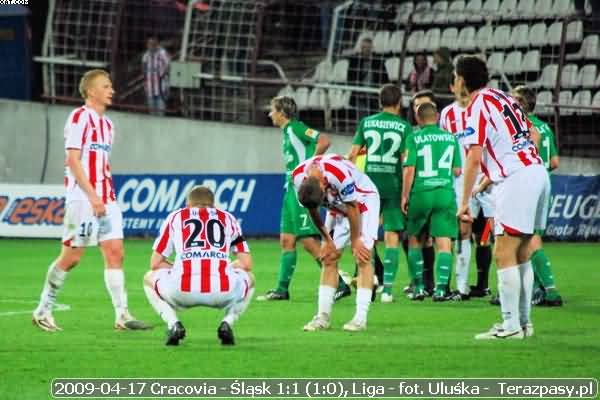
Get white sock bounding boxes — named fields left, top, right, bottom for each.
left=104, top=268, right=128, bottom=319
left=354, top=288, right=371, bottom=323
left=455, top=239, right=472, bottom=294
left=318, top=285, right=336, bottom=317
left=35, top=262, right=68, bottom=316
left=223, top=287, right=255, bottom=327
left=143, top=284, right=178, bottom=329
left=497, top=266, right=521, bottom=332
left=519, top=261, right=534, bottom=327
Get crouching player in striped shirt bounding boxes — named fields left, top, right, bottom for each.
left=144, top=186, right=255, bottom=346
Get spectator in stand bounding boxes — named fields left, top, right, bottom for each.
left=431, top=47, right=454, bottom=109
left=142, top=36, right=170, bottom=116
left=348, top=37, right=387, bottom=119
left=408, top=53, right=433, bottom=95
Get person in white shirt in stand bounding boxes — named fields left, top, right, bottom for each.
left=32, top=69, right=148, bottom=332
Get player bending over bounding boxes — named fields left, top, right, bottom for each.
left=32, top=69, right=147, bottom=332
left=143, top=186, right=255, bottom=346
left=294, top=154, right=380, bottom=332
left=401, top=102, right=462, bottom=301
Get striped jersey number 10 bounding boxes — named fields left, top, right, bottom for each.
left=364, top=130, right=402, bottom=164
left=417, top=144, right=453, bottom=177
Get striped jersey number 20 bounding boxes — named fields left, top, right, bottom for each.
left=364, top=130, right=402, bottom=164
left=417, top=144, right=454, bottom=177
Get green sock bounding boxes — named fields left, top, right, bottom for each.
left=407, top=248, right=424, bottom=291
left=435, top=252, right=452, bottom=291
left=531, top=249, right=556, bottom=290
left=276, top=251, right=297, bottom=292
left=383, top=247, right=400, bottom=294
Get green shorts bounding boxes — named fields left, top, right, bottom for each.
left=407, top=189, right=457, bottom=238
left=280, top=186, right=320, bottom=237
left=380, top=197, right=405, bottom=232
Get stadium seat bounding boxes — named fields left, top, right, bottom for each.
left=567, top=35, right=600, bottom=60
left=312, top=60, right=333, bottom=82
left=510, top=24, right=530, bottom=48
left=329, top=89, right=351, bottom=109
left=498, top=0, right=518, bottom=19
left=440, top=27, right=459, bottom=50
left=295, top=87, right=310, bottom=110
left=531, top=64, right=558, bottom=88
left=457, top=26, right=477, bottom=50
left=578, top=64, right=597, bottom=88
left=332, top=59, right=349, bottom=83
left=447, top=0, right=467, bottom=22
left=373, top=31, right=390, bottom=54
left=559, top=91, right=573, bottom=115
left=572, top=90, right=592, bottom=115
left=476, top=25, right=494, bottom=49
left=529, top=22, right=547, bottom=47
left=482, top=0, right=500, bottom=13
left=547, top=22, right=563, bottom=47
left=395, top=2, right=415, bottom=24
left=403, top=56, right=415, bottom=80
left=516, top=0, right=536, bottom=18
left=552, top=0, right=576, bottom=16
left=406, top=30, right=425, bottom=53
left=388, top=30, right=405, bottom=54
left=592, top=91, right=600, bottom=110
left=466, top=0, right=483, bottom=21
left=413, top=2, right=432, bottom=24
left=534, top=90, right=553, bottom=115
left=385, top=57, right=400, bottom=81
left=277, top=85, right=295, bottom=99
left=522, top=50, right=541, bottom=73
left=487, top=52, right=505, bottom=75
left=489, top=79, right=500, bottom=88
left=534, top=0, right=554, bottom=18
left=493, top=25, right=512, bottom=49
left=560, top=63, right=579, bottom=89
left=425, top=28, right=442, bottom=51
left=566, top=21, right=583, bottom=44
left=308, top=88, right=327, bottom=109
left=503, top=51, right=523, bottom=74
left=433, top=1, right=450, bottom=23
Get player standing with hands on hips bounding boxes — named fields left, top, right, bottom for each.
left=454, top=56, right=549, bottom=339
left=32, top=70, right=148, bottom=332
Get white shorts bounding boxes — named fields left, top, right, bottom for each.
left=153, top=267, right=251, bottom=310
left=62, top=201, right=124, bottom=247
left=494, top=165, right=550, bottom=236
left=455, top=175, right=494, bottom=218
left=324, top=194, right=380, bottom=251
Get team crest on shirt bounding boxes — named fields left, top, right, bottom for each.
left=305, top=129, right=318, bottom=138
left=341, top=183, right=355, bottom=196
left=463, top=127, right=475, bottom=137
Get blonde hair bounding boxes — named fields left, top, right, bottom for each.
left=187, top=186, right=215, bottom=207
left=79, top=69, right=110, bottom=99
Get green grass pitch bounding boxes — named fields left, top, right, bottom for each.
left=1, top=239, right=599, bottom=399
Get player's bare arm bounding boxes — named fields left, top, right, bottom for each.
left=314, top=132, right=331, bottom=155
left=530, top=126, right=541, bottom=148
left=150, top=251, right=173, bottom=270
left=401, top=165, right=415, bottom=215
left=66, top=148, right=106, bottom=217
left=550, top=155, right=559, bottom=171
left=473, top=175, right=492, bottom=197
left=459, top=145, right=483, bottom=222
left=347, top=144, right=362, bottom=163
left=306, top=207, right=336, bottom=262
left=231, top=252, right=252, bottom=272
left=345, top=201, right=370, bottom=264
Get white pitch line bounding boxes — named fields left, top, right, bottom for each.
left=0, top=300, right=71, bottom=317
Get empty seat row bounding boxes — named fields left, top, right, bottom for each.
left=535, top=90, right=600, bottom=116
left=277, top=86, right=352, bottom=111
left=531, top=63, right=600, bottom=89
left=487, top=50, right=541, bottom=75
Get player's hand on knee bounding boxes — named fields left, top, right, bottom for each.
left=351, top=239, right=370, bottom=264
left=320, top=240, right=337, bottom=264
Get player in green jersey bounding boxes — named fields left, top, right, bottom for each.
left=401, top=102, right=462, bottom=301
left=258, top=96, right=351, bottom=301
left=512, top=86, right=563, bottom=307
left=348, top=84, right=412, bottom=303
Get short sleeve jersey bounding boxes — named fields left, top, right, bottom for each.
left=529, top=114, right=558, bottom=172
left=282, top=119, right=320, bottom=180
left=463, top=87, right=542, bottom=182
left=404, top=124, right=462, bottom=192
left=352, top=111, right=411, bottom=198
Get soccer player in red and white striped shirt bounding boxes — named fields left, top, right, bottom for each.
left=293, top=154, right=380, bottom=332
left=33, top=70, right=147, bottom=332
left=144, top=186, right=254, bottom=346
left=455, top=56, right=550, bottom=340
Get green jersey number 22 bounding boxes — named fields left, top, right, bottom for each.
left=417, top=144, right=453, bottom=177
left=364, top=130, right=402, bottom=164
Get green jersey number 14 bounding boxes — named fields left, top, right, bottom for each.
left=417, top=144, right=454, bottom=178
